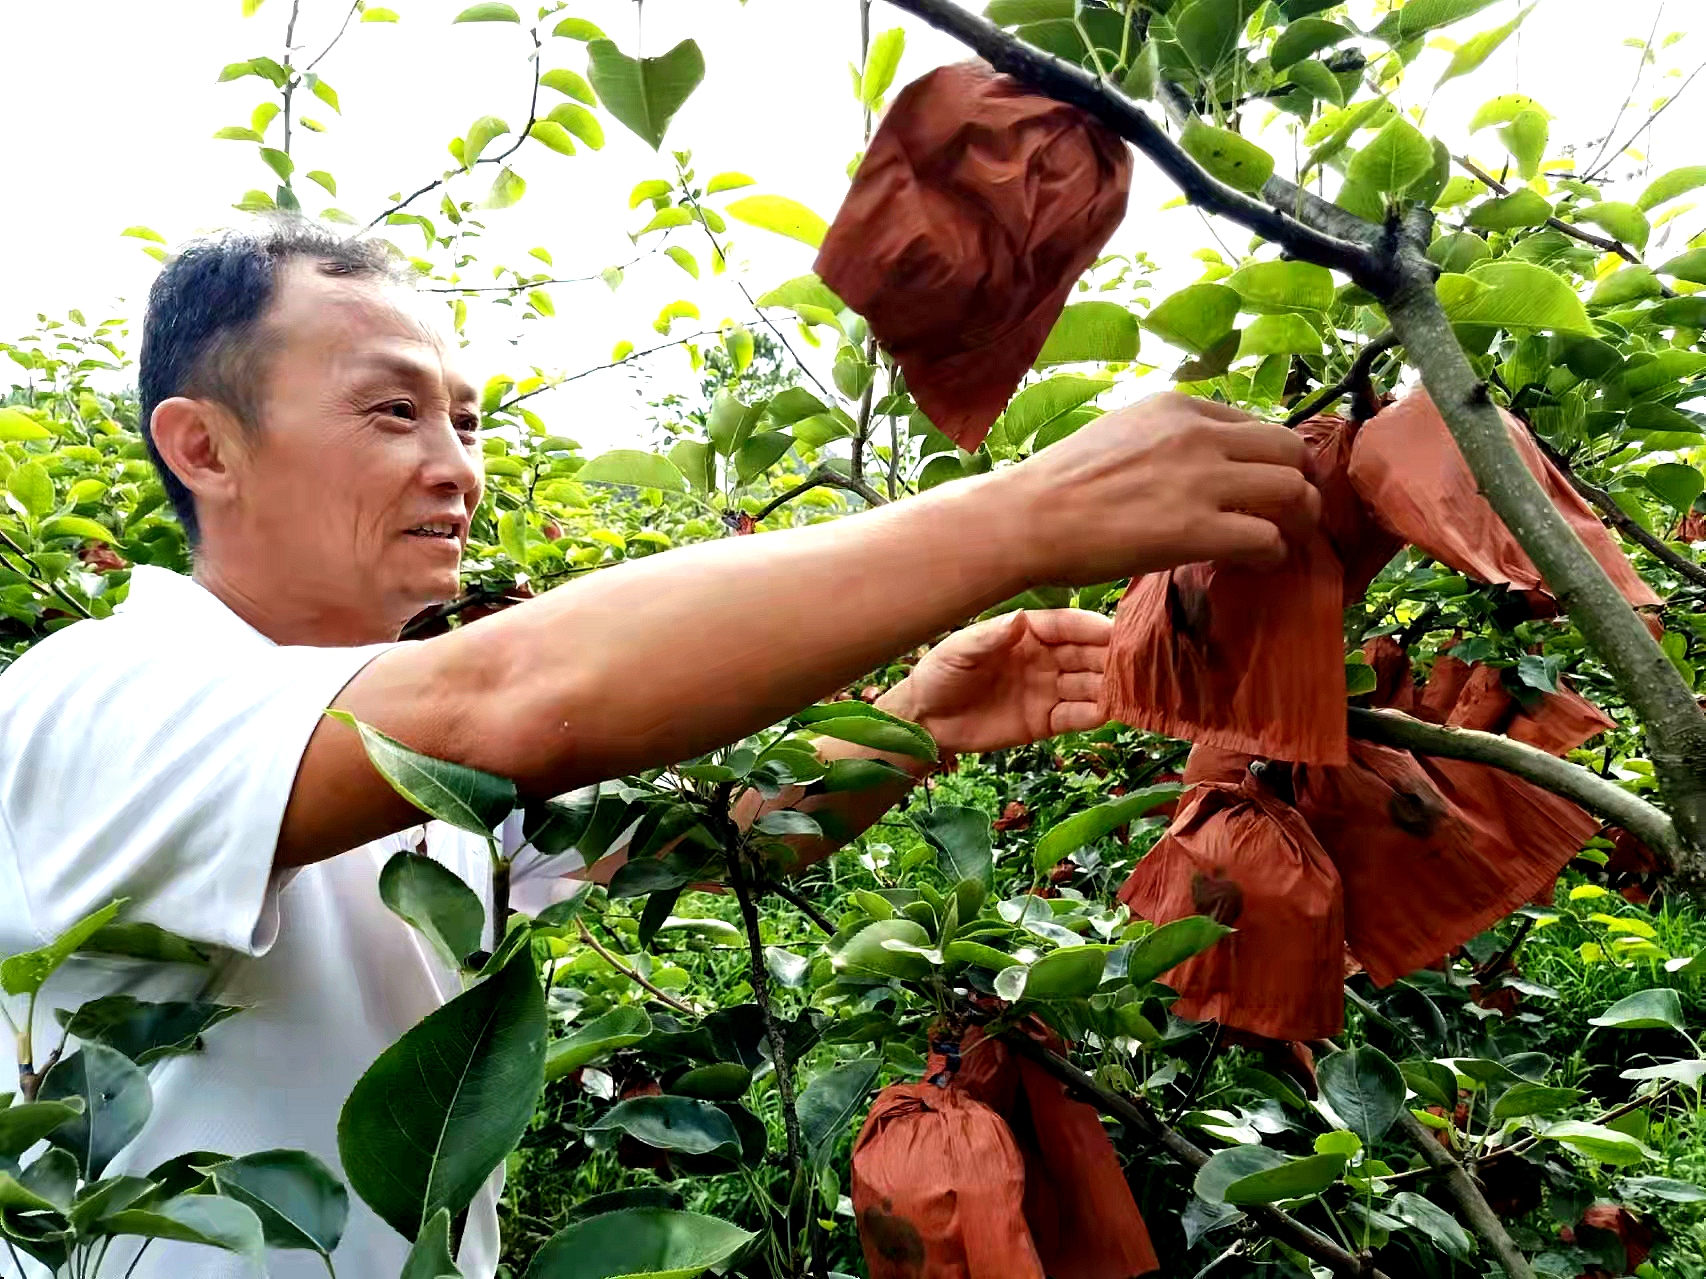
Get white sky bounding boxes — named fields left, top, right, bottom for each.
left=0, top=0, right=1698, bottom=450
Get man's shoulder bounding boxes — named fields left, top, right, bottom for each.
left=0, top=611, right=142, bottom=692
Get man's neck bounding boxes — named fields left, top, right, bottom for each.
left=192, top=554, right=407, bottom=648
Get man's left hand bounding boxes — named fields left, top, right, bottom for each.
left=877, top=609, right=1112, bottom=758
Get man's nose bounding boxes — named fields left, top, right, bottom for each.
left=421, top=417, right=482, bottom=497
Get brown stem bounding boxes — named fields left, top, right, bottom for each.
left=1004, top=1036, right=1388, bottom=1278
left=850, top=334, right=878, bottom=494
left=752, top=464, right=887, bottom=525
left=1348, top=707, right=1678, bottom=865
left=574, top=919, right=694, bottom=1014
left=0, top=529, right=94, bottom=621
left=1453, top=156, right=1643, bottom=265
left=1393, top=1109, right=1538, bottom=1279
left=759, top=878, right=836, bottom=935
left=1583, top=59, right=1706, bottom=183
left=495, top=330, right=720, bottom=412
left=1283, top=330, right=1399, bottom=427
left=1532, top=436, right=1706, bottom=591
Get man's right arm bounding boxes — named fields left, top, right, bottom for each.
left=279, top=395, right=1320, bottom=867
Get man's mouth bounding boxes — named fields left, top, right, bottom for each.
left=404, top=522, right=462, bottom=542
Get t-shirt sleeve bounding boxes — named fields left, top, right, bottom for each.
left=0, top=626, right=396, bottom=957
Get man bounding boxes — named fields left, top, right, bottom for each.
left=0, top=220, right=1319, bottom=1277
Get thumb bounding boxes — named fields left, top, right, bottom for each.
left=956, top=609, right=1029, bottom=663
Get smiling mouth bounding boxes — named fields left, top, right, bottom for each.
left=404, top=523, right=462, bottom=542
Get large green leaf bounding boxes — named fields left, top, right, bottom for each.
left=861, top=26, right=906, bottom=107
left=1579, top=201, right=1649, bottom=251
left=1116, top=916, right=1233, bottom=988
left=1647, top=464, right=1706, bottom=513
left=1638, top=165, right=1706, bottom=212
left=1347, top=117, right=1434, bottom=194
left=1468, top=188, right=1552, bottom=231
left=1224, top=261, right=1334, bottom=313
left=1223, top=1152, right=1346, bottom=1204
left=1658, top=248, right=1706, bottom=285
left=97, top=1194, right=264, bottom=1261
left=545, top=1007, right=654, bottom=1083
left=586, top=38, right=704, bottom=150
left=1437, top=4, right=1536, bottom=87
left=1319, top=1047, right=1405, bottom=1144
left=1542, top=1120, right=1655, bottom=1166
left=755, top=275, right=843, bottom=313
left=1, top=898, right=126, bottom=997
left=577, top=449, right=690, bottom=493
left=1589, top=987, right=1685, bottom=1032
left=1492, top=1083, right=1585, bottom=1121
left=39, top=1045, right=152, bottom=1179
left=325, top=711, right=515, bottom=836
left=75, top=922, right=209, bottom=966
left=1591, top=266, right=1665, bottom=308
left=833, top=919, right=933, bottom=981
left=55, top=995, right=241, bottom=1066
left=379, top=852, right=487, bottom=968
left=453, top=3, right=519, bottom=20
left=207, top=1150, right=348, bottom=1258
left=0, top=1099, right=84, bottom=1160
left=726, top=195, right=828, bottom=249
left=1391, top=1190, right=1474, bottom=1259
left=1034, top=785, right=1181, bottom=872
left=0, top=407, right=51, bottom=441
left=912, top=805, right=994, bottom=890
left=1271, top=17, right=1349, bottom=70
left=1441, top=261, right=1595, bottom=335
left=1398, top=0, right=1500, bottom=36
left=1018, top=946, right=1108, bottom=1000
left=401, top=1207, right=465, bottom=1278
left=1194, top=1145, right=1286, bottom=1203
left=1499, top=109, right=1548, bottom=180
left=1144, top=284, right=1241, bottom=354
left=797, top=1059, right=881, bottom=1167
left=998, top=375, right=1112, bottom=448
left=588, top=1096, right=740, bottom=1159
left=794, top=702, right=936, bottom=761
left=1034, top=302, right=1140, bottom=366
left=733, top=431, right=794, bottom=484
left=1174, top=0, right=1250, bottom=70
left=462, top=114, right=510, bottom=167
left=338, top=951, right=545, bottom=1240
left=1236, top=313, right=1322, bottom=360
left=524, top=1208, right=755, bottom=1279
left=1180, top=118, right=1274, bottom=193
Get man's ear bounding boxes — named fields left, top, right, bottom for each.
left=149, top=397, right=247, bottom=506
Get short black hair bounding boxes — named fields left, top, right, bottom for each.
left=137, top=217, right=411, bottom=542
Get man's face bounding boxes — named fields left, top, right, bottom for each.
left=229, top=261, right=483, bottom=632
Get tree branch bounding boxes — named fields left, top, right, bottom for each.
left=304, top=0, right=362, bottom=73
left=423, top=252, right=652, bottom=293
left=1347, top=707, right=1678, bottom=867
left=1582, top=6, right=1667, bottom=180
left=1454, top=155, right=1643, bottom=264
left=1004, top=1035, right=1389, bottom=1279
left=1284, top=330, right=1398, bottom=427
left=574, top=919, right=695, bottom=1015
left=876, top=0, right=1388, bottom=292
left=1583, top=59, right=1706, bottom=184
left=1531, top=436, right=1706, bottom=590
left=759, top=878, right=836, bottom=936
left=494, top=330, right=720, bottom=413
left=0, top=529, right=94, bottom=621
left=1393, top=1109, right=1538, bottom=1279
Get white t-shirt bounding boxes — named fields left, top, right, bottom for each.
left=0, top=567, right=583, bottom=1278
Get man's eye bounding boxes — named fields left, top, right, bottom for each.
left=380, top=401, right=416, bottom=420
left=454, top=416, right=479, bottom=436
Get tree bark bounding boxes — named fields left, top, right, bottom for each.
left=1394, top=1109, right=1538, bottom=1279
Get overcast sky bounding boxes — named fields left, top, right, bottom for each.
left=0, top=0, right=1698, bottom=449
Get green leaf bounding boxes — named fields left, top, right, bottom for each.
left=362, top=5, right=400, bottom=19
left=76, top=922, right=210, bottom=966
left=765, top=387, right=830, bottom=425
left=1577, top=202, right=1649, bottom=253
left=912, top=806, right=994, bottom=889
left=213, top=126, right=264, bottom=142
left=1437, top=4, right=1537, bottom=87
left=986, top=0, right=1074, bottom=22
left=1284, top=59, right=1345, bottom=107
left=861, top=27, right=906, bottom=107
left=1499, top=109, right=1548, bottom=179
left=998, top=374, right=1112, bottom=448
left=1272, top=17, right=1349, bottom=70
left=40, top=1045, right=152, bottom=1179
left=463, top=114, right=510, bottom=167
left=1590, top=987, right=1685, bottom=1031
left=1144, top=283, right=1241, bottom=354
left=1542, top=1120, right=1656, bottom=1166
left=1174, top=0, right=1249, bottom=70
left=55, top=996, right=240, bottom=1066
left=1347, top=117, right=1434, bottom=194
left=1647, top=463, right=1706, bottom=512
left=379, top=852, right=486, bottom=968
left=821, top=757, right=910, bottom=792
left=1320, top=1047, right=1406, bottom=1144
left=529, top=121, right=579, bottom=156
left=485, top=166, right=526, bottom=209
left=834, top=919, right=933, bottom=981
left=547, top=103, right=604, bottom=150
left=8, top=461, right=54, bottom=518
left=0, top=1099, right=84, bottom=1160
left=1442, top=260, right=1595, bottom=335
left=544, top=1008, right=655, bottom=1083
left=1035, top=302, right=1140, bottom=366
left=1117, top=915, right=1231, bottom=987
left=338, top=951, right=545, bottom=1241
left=206, top=1150, right=348, bottom=1257
left=1401, top=1060, right=1459, bottom=1109
left=1638, top=165, right=1706, bottom=212
left=310, top=77, right=340, bottom=113
left=541, top=67, right=597, bottom=105
left=668, top=440, right=715, bottom=494
left=726, top=195, right=828, bottom=249
left=755, top=274, right=844, bottom=313
left=402, top=1208, right=465, bottom=1279
left=1194, top=1145, right=1287, bottom=1203
left=98, top=1194, right=264, bottom=1262
left=2, top=899, right=126, bottom=997
left=1226, top=260, right=1335, bottom=313
left=1181, top=118, right=1275, bottom=194
left=1617, top=1175, right=1706, bottom=1203
left=586, top=38, right=704, bottom=150
left=1658, top=248, right=1706, bottom=285
left=1224, top=1152, right=1346, bottom=1204
left=324, top=711, right=516, bottom=835
left=1492, top=1082, right=1586, bottom=1121
left=453, top=2, right=519, bottom=20
left=0, top=407, right=51, bottom=440
left=798, top=1059, right=881, bottom=1167
left=1391, top=1190, right=1474, bottom=1259
left=795, top=702, right=937, bottom=761
left=523, top=1208, right=755, bottom=1279
left=668, top=1063, right=753, bottom=1102
left=1035, top=786, right=1181, bottom=872
left=943, top=940, right=1021, bottom=971
left=665, top=246, right=699, bottom=278
left=1468, top=187, right=1552, bottom=232
left=589, top=1096, right=740, bottom=1158
left=552, top=17, right=605, bottom=40
left=707, top=171, right=755, bottom=194
left=1399, top=0, right=1500, bottom=36
left=1236, top=313, right=1322, bottom=360
left=1019, top=946, right=1108, bottom=1000
left=1591, top=266, right=1665, bottom=307
left=578, top=449, right=689, bottom=493
left=734, top=431, right=794, bottom=484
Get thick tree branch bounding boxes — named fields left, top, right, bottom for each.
left=1453, top=156, right=1643, bottom=264
left=1348, top=707, right=1679, bottom=867
left=1005, top=1035, right=1389, bottom=1279
left=1284, top=330, right=1398, bottom=427
left=1531, top=437, right=1706, bottom=590
left=1393, top=1109, right=1537, bottom=1279
left=877, top=0, right=1388, bottom=291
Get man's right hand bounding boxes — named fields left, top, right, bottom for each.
left=990, top=392, right=1321, bottom=590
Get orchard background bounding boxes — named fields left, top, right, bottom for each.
left=4, top=2, right=1706, bottom=1278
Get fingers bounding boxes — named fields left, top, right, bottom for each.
left=1216, top=462, right=1322, bottom=544
left=1183, top=396, right=1257, bottom=425
left=1194, top=512, right=1291, bottom=568
left=1212, top=420, right=1313, bottom=470
left=1020, top=608, right=1112, bottom=649
left=1058, top=671, right=1103, bottom=702
left=1050, top=700, right=1110, bottom=735
left=946, top=610, right=1028, bottom=659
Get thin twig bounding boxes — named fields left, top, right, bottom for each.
left=1533, top=436, right=1706, bottom=590
left=760, top=878, right=836, bottom=936
left=423, top=252, right=651, bottom=293
left=1584, top=59, right=1706, bottom=183
left=1284, top=331, right=1399, bottom=427
left=1472, top=916, right=1534, bottom=984
left=495, top=330, right=721, bottom=412
left=574, top=919, right=694, bottom=1014
left=1584, top=7, right=1666, bottom=178
left=1454, top=156, right=1643, bottom=263
left=751, top=464, right=887, bottom=525
left=304, top=0, right=362, bottom=73
left=0, top=528, right=94, bottom=620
